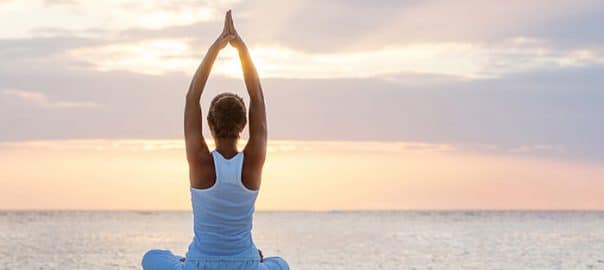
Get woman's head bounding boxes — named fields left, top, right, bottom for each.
left=207, top=92, right=247, bottom=139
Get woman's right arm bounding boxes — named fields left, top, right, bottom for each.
left=184, top=43, right=218, bottom=165
left=185, top=12, right=234, bottom=185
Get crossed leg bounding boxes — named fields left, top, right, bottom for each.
left=142, top=249, right=289, bottom=270
left=141, top=250, right=184, bottom=270
left=258, top=257, right=289, bottom=270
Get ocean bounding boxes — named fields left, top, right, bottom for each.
left=1, top=211, right=603, bottom=269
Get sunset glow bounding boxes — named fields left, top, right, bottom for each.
left=1, top=140, right=602, bottom=210
left=1, top=0, right=603, bottom=210
left=65, top=40, right=604, bottom=79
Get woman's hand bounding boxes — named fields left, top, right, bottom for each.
left=212, top=10, right=236, bottom=50
left=225, top=10, right=247, bottom=50
left=213, top=33, right=234, bottom=50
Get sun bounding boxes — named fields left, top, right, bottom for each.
left=213, top=45, right=272, bottom=79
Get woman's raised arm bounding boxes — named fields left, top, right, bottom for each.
left=184, top=12, right=234, bottom=179
left=228, top=12, right=268, bottom=174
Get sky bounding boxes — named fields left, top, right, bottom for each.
left=0, top=0, right=603, bottom=210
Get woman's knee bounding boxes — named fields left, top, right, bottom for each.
left=262, top=256, right=289, bottom=270
left=141, top=249, right=169, bottom=270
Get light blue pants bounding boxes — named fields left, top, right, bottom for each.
left=141, top=249, right=289, bottom=270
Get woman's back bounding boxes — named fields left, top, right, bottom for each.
left=187, top=151, right=259, bottom=257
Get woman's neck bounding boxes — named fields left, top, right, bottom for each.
left=214, top=138, right=239, bottom=158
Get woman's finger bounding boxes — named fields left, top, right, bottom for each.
left=223, top=10, right=231, bottom=33
left=229, top=11, right=236, bottom=33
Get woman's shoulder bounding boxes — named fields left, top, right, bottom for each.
left=189, top=152, right=216, bottom=189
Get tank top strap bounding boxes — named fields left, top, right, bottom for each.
left=211, top=150, right=244, bottom=184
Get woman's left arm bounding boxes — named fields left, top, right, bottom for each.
left=228, top=12, right=268, bottom=176
left=235, top=43, right=267, bottom=161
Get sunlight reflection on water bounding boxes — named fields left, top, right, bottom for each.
left=1, top=211, right=603, bottom=269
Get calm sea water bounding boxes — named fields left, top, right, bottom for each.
left=1, top=211, right=603, bottom=270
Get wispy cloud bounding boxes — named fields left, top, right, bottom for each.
left=0, top=0, right=235, bottom=38
left=2, top=88, right=99, bottom=108
left=65, top=37, right=604, bottom=79
left=0, top=139, right=574, bottom=160
left=2, top=1, right=603, bottom=79
left=508, top=144, right=567, bottom=154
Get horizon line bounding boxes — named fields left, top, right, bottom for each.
left=2, top=209, right=603, bottom=212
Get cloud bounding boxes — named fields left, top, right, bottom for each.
left=3, top=1, right=603, bottom=51
left=0, top=0, right=234, bottom=38
left=223, top=0, right=604, bottom=53
left=66, top=38, right=196, bottom=75
left=2, top=88, right=99, bottom=108
left=0, top=58, right=603, bottom=161
left=0, top=0, right=603, bottom=163
left=2, top=1, right=603, bottom=80
left=0, top=139, right=572, bottom=160
left=43, top=0, right=76, bottom=6
left=0, top=36, right=96, bottom=61
left=63, top=37, right=604, bottom=79
left=508, top=144, right=566, bottom=154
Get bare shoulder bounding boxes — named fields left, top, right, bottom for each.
left=188, top=151, right=216, bottom=189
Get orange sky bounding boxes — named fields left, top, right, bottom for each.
left=1, top=140, right=602, bottom=210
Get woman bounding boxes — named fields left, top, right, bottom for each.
left=142, top=10, right=289, bottom=270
